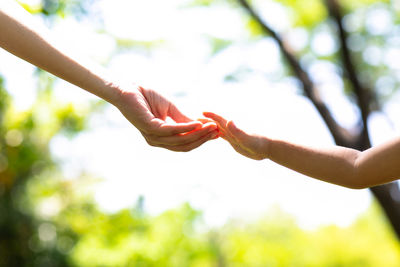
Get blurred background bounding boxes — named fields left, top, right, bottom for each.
left=1, top=0, right=400, bottom=266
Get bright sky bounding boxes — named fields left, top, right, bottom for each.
left=3, top=0, right=400, bottom=229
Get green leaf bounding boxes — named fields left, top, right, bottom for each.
left=208, top=37, right=233, bottom=55
left=246, top=17, right=265, bottom=37
left=275, top=0, right=328, bottom=27
left=339, top=0, right=390, bottom=10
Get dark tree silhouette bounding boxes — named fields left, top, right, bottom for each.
left=237, top=0, right=400, bottom=239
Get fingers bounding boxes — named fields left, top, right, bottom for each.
left=147, top=122, right=217, bottom=147
left=203, top=112, right=228, bottom=129
left=197, top=118, right=214, bottom=124
left=168, top=104, right=193, bottom=123
left=151, top=120, right=203, bottom=136
left=202, top=111, right=230, bottom=139
left=203, top=112, right=247, bottom=142
left=160, top=129, right=219, bottom=152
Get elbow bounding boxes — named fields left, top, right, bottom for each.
left=343, top=156, right=368, bottom=190
left=329, top=174, right=366, bottom=190
left=346, top=175, right=388, bottom=190
left=341, top=176, right=368, bottom=189
left=345, top=160, right=370, bottom=190
left=346, top=182, right=368, bottom=190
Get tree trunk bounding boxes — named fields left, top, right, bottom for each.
left=370, top=183, right=400, bottom=237
left=237, top=0, right=400, bottom=241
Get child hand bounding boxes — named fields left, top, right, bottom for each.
left=203, top=112, right=269, bottom=160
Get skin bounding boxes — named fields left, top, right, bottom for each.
left=204, top=112, right=400, bottom=189
left=0, top=0, right=218, bottom=152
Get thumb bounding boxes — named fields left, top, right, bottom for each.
left=227, top=120, right=248, bottom=140
left=168, top=104, right=194, bottom=123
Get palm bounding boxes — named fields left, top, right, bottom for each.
left=118, top=86, right=183, bottom=133
left=115, top=85, right=218, bottom=151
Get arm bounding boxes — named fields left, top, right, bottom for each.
left=267, top=137, right=400, bottom=189
left=0, top=1, right=218, bottom=151
left=0, top=0, right=116, bottom=103
left=204, top=112, right=400, bottom=189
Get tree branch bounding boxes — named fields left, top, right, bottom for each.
left=236, top=0, right=353, bottom=146
left=325, top=0, right=371, bottom=149
left=237, top=0, right=400, bottom=242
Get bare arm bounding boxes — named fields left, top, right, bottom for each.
left=0, top=0, right=118, bottom=103
left=204, top=112, right=400, bottom=189
left=0, top=1, right=218, bottom=151
left=267, top=137, right=400, bottom=189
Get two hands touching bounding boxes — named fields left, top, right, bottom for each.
left=2, top=0, right=400, bottom=190
left=156, top=102, right=400, bottom=190
left=115, top=85, right=219, bottom=152
left=203, top=112, right=268, bottom=160
left=116, top=84, right=258, bottom=155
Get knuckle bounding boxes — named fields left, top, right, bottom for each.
left=144, top=137, right=157, bottom=147
left=179, top=146, right=192, bottom=152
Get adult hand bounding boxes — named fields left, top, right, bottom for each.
left=0, top=1, right=218, bottom=152
left=115, top=84, right=219, bottom=151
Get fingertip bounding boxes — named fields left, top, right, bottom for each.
left=202, top=112, right=214, bottom=119
left=202, top=112, right=228, bottom=127
left=197, top=118, right=214, bottom=124
left=203, top=112, right=220, bottom=120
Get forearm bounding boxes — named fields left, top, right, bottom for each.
left=265, top=138, right=363, bottom=189
left=0, top=1, right=121, bottom=105
left=265, top=137, right=400, bottom=189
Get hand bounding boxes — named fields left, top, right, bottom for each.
left=203, top=112, right=269, bottom=160
left=114, top=84, right=218, bottom=152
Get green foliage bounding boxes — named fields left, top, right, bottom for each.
left=115, top=38, right=166, bottom=53
left=208, top=37, right=234, bottom=55
left=273, top=0, right=390, bottom=27
left=182, top=0, right=232, bottom=8
left=32, top=195, right=400, bottom=267
left=186, top=0, right=217, bottom=6
left=245, top=17, right=265, bottom=37
left=215, top=204, right=400, bottom=266
left=190, top=0, right=399, bottom=110
left=0, top=69, right=98, bottom=266
left=69, top=204, right=212, bottom=267
left=17, top=0, right=95, bottom=18
left=3, top=0, right=400, bottom=266
left=274, top=0, right=328, bottom=28
left=339, top=0, right=390, bottom=11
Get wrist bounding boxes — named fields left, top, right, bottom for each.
left=260, top=136, right=272, bottom=160
left=100, top=80, right=121, bottom=106
left=102, top=79, right=138, bottom=108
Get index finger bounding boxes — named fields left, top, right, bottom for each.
left=203, top=112, right=228, bottom=129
